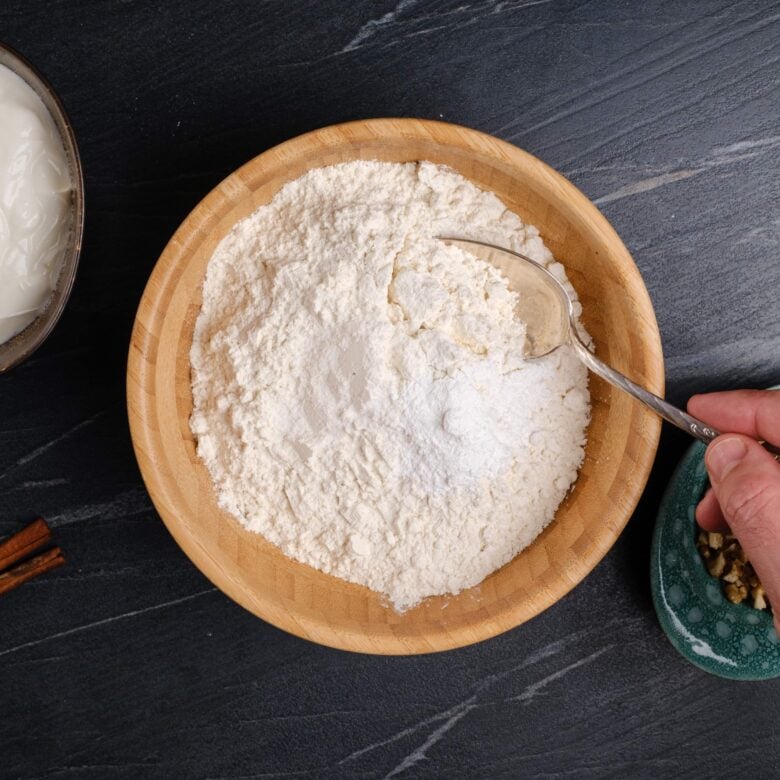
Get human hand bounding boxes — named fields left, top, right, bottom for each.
left=688, top=390, right=780, bottom=634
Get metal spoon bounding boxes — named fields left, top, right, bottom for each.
left=440, top=236, right=780, bottom=455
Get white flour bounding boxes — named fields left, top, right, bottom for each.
left=190, top=161, right=590, bottom=611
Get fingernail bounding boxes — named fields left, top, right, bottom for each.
left=707, top=437, right=747, bottom=481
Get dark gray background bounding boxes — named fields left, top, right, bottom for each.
left=1, top=1, right=778, bottom=777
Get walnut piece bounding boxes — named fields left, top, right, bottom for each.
left=725, top=582, right=749, bottom=604
left=752, top=585, right=768, bottom=611
left=696, top=531, right=772, bottom=613
left=706, top=553, right=726, bottom=578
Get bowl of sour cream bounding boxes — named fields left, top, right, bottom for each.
left=0, top=43, right=84, bottom=372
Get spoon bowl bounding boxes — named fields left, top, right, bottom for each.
left=441, top=237, right=573, bottom=359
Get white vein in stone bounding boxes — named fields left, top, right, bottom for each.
left=594, top=169, right=703, bottom=205
left=593, top=135, right=780, bottom=205
left=381, top=644, right=614, bottom=778
left=509, top=645, right=613, bottom=702
left=46, top=488, right=153, bottom=527
left=0, top=412, right=105, bottom=482
left=340, top=623, right=626, bottom=774
left=0, top=588, right=218, bottom=659
left=385, top=705, right=475, bottom=778
left=342, top=0, right=420, bottom=52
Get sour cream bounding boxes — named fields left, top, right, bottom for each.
left=0, top=63, right=72, bottom=345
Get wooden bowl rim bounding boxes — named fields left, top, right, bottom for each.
left=127, top=117, right=663, bottom=654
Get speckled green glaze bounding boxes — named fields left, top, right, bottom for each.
left=651, top=441, right=780, bottom=680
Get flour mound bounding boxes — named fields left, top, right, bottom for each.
left=190, top=161, right=590, bottom=611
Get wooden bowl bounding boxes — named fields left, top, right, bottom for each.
left=127, top=118, right=663, bottom=654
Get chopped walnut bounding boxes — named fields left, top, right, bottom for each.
left=696, top=531, right=772, bottom=613
left=706, top=552, right=726, bottom=578
left=722, top=559, right=744, bottom=583
left=725, top=581, right=749, bottom=604
left=752, top=585, right=768, bottom=611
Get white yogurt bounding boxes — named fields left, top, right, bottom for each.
left=0, top=63, right=72, bottom=345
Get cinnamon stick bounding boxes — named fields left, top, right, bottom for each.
left=0, top=546, right=65, bottom=596
left=0, top=518, right=52, bottom=572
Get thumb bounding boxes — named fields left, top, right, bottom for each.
left=706, top=435, right=780, bottom=634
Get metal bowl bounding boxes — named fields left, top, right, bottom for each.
left=0, top=43, right=84, bottom=373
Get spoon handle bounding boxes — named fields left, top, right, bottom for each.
left=570, top=339, right=780, bottom=456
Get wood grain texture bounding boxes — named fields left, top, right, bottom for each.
left=127, top=118, right=663, bottom=653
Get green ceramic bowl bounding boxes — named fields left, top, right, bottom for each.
left=651, top=440, right=780, bottom=680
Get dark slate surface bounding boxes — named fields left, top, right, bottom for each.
left=1, top=1, right=778, bottom=777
